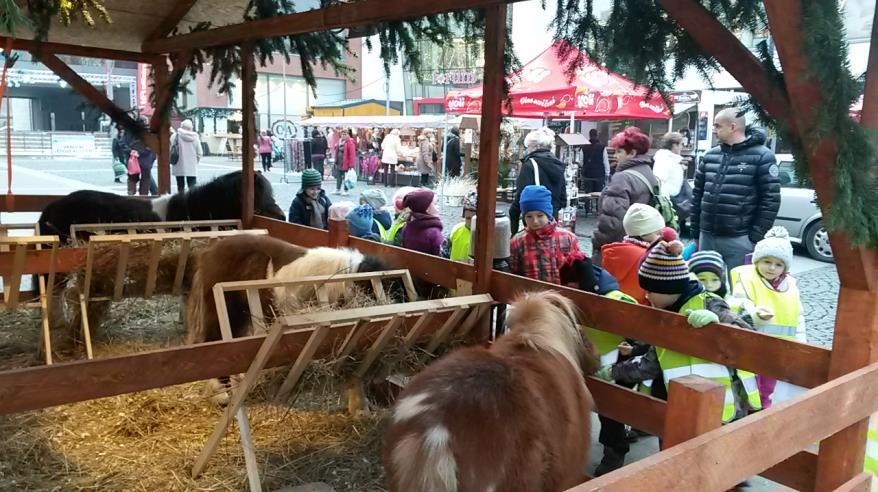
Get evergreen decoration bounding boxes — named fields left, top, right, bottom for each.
left=25, top=0, right=111, bottom=40
left=0, top=0, right=34, bottom=36
left=551, top=0, right=878, bottom=246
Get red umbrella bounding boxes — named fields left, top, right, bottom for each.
left=445, top=41, right=670, bottom=120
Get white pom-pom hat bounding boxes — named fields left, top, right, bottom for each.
left=753, top=226, right=794, bottom=270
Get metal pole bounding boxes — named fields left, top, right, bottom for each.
left=385, top=78, right=390, bottom=116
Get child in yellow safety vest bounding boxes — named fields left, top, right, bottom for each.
left=638, top=236, right=760, bottom=423
left=440, top=190, right=477, bottom=262
left=730, top=226, right=807, bottom=409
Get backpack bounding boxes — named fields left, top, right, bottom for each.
left=623, top=168, right=679, bottom=231
left=170, top=134, right=180, bottom=166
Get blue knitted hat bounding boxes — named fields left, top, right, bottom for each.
left=519, top=185, right=553, bottom=218
left=346, top=204, right=374, bottom=237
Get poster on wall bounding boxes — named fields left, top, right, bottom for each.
left=51, top=134, right=97, bottom=156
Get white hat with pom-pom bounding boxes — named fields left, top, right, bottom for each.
left=753, top=226, right=794, bottom=270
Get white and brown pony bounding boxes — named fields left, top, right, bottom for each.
left=383, top=290, right=599, bottom=492
left=187, top=235, right=405, bottom=345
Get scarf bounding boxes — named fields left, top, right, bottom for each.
left=307, top=196, right=325, bottom=229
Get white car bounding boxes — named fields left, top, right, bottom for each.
left=773, top=155, right=832, bottom=262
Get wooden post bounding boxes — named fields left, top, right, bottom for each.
left=153, top=58, right=171, bottom=195
left=661, top=375, right=725, bottom=449
left=472, top=4, right=506, bottom=295
left=328, top=218, right=349, bottom=248
left=240, top=42, right=256, bottom=228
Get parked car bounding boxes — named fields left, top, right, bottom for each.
left=773, top=155, right=832, bottom=262
left=686, top=154, right=833, bottom=262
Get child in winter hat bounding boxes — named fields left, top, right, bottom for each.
left=360, top=189, right=392, bottom=234
left=730, top=226, right=806, bottom=408
left=400, top=189, right=444, bottom=256
left=638, top=233, right=761, bottom=422
left=440, top=189, right=478, bottom=262
left=688, top=250, right=729, bottom=298
left=288, top=168, right=331, bottom=229
left=602, top=204, right=673, bottom=304
left=509, top=185, right=585, bottom=284
left=346, top=204, right=380, bottom=240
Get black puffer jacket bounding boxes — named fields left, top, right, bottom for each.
left=691, top=129, right=781, bottom=243
left=509, top=149, right=568, bottom=234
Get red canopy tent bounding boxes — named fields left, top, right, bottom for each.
left=445, top=41, right=670, bottom=120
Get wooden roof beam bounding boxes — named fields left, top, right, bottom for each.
left=148, top=50, right=194, bottom=132
left=32, top=52, right=158, bottom=152
left=142, top=0, right=525, bottom=53
left=146, top=0, right=199, bottom=41
left=0, top=35, right=162, bottom=64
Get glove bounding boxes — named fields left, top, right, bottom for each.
left=595, top=364, right=613, bottom=381
left=685, top=309, right=720, bottom=328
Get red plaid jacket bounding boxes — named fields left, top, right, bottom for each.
left=510, top=222, right=584, bottom=284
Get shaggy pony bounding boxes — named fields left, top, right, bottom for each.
left=384, top=291, right=599, bottom=492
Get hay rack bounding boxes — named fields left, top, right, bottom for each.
left=197, top=268, right=493, bottom=491
left=76, top=227, right=267, bottom=359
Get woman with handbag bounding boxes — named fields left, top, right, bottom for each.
left=171, top=119, right=202, bottom=193
left=508, top=127, right=568, bottom=235
left=653, top=132, right=693, bottom=233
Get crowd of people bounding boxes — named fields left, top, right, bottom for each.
left=288, top=108, right=790, bottom=476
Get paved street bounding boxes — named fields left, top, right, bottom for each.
left=1, top=156, right=840, bottom=347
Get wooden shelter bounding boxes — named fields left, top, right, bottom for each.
left=0, top=0, right=877, bottom=489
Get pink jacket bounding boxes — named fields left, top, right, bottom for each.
left=257, top=135, right=273, bottom=154
left=342, top=137, right=357, bottom=171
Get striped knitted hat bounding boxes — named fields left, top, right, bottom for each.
left=638, top=230, right=689, bottom=294
left=688, top=250, right=727, bottom=280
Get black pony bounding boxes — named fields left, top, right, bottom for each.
left=38, top=171, right=285, bottom=242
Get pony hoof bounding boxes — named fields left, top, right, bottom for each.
left=205, top=379, right=232, bottom=406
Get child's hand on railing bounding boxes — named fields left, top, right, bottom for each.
left=685, top=309, right=720, bottom=328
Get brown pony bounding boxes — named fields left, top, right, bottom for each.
left=383, top=291, right=599, bottom=492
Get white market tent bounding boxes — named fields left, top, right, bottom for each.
left=297, top=114, right=544, bottom=130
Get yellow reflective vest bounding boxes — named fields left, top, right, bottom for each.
left=656, top=292, right=761, bottom=422
left=449, top=222, right=472, bottom=263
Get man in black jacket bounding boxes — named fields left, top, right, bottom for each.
left=581, top=128, right=609, bottom=192
left=692, top=108, right=781, bottom=270
left=444, top=127, right=463, bottom=178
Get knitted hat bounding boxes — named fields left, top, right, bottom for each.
left=462, top=190, right=478, bottom=211
left=360, top=189, right=387, bottom=210
left=346, top=204, right=374, bottom=237
left=639, top=229, right=690, bottom=294
left=519, top=185, right=553, bottom=218
left=403, top=189, right=435, bottom=214
left=393, top=186, right=419, bottom=211
left=623, top=203, right=665, bottom=237
left=688, top=250, right=727, bottom=280
left=301, top=168, right=322, bottom=188
left=753, top=226, right=794, bottom=270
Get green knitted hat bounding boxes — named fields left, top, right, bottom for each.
left=301, top=168, right=322, bottom=188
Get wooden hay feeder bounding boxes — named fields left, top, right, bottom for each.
left=199, top=268, right=493, bottom=490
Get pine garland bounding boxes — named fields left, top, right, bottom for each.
left=550, top=0, right=878, bottom=246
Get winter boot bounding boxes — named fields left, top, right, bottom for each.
left=594, top=447, right=626, bottom=476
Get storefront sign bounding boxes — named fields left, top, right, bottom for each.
left=431, top=70, right=478, bottom=86
left=670, top=91, right=701, bottom=104
left=51, top=134, right=96, bottom=156
left=272, top=120, right=298, bottom=139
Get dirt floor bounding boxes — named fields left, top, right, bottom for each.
left=0, top=296, right=390, bottom=492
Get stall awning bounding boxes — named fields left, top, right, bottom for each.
left=445, top=41, right=670, bottom=120
left=298, top=115, right=455, bottom=129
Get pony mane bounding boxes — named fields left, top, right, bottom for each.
left=271, top=247, right=364, bottom=312
left=504, top=290, right=595, bottom=374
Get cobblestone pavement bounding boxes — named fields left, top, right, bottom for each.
left=796, top=265, right=839, bottom=347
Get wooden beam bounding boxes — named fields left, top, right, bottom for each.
left=473, top=4, right=505, bottom=294
left=585, top=377, right=666, bottom=438
left=349, top=236, right=477, bottom=289
left=834, top=473, right=873, bottom=492
left=564, top=362, right=878, bottom=491
left=146, top=0, right=198, bottom=41
left=32, top=52, right=158, bottom=152
left=153, top=59, right=171, bottom=194
left=149, top=50, right=195, bottom=132
left=490, top=271, right=831, bottom=388
left=660, top=375, right=724, bottom=449
left=0, top=35, right=162, bottom=63
left=760, top=450, right=817, bottom=492
left=252, top=216, right=328, bottom=248
left=0, top=247, right=84, bottom=275
left=764, top=2, right=878, bottom=486
left=328, top=217, right=350, bottom=248
left=657, top=0, right=793, bottom=123
left=241, top=43, right=256, bottom=228
left=142, top=0, right=526, bottom=53
left=0, top=194, right=65, bottom=212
